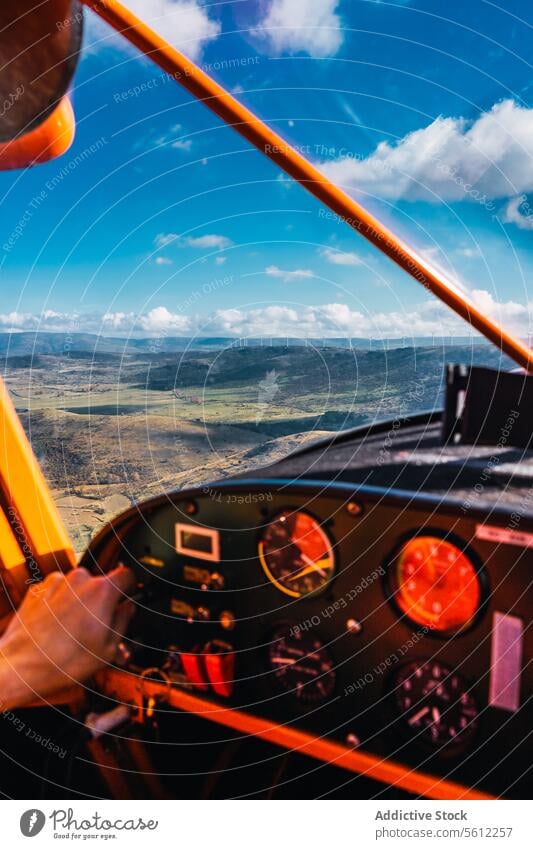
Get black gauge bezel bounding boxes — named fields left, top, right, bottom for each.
left=258, top=508, right=336, bottom=599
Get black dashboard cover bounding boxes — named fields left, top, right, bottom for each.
left=244, top=411, right=533, bottom=514
left=443, top=366, right=533, bottom=449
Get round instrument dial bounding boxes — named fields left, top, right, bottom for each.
left=259, top=510, right=335, bottom=598
left=392, top=660, right=478, bottom=749
left=390, top=536, right=482, bottom=633
left=268, top=627, right=336, bottom=704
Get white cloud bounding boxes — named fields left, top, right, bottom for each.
left=0, top=311, right=39, bottom=329
left=184, top=234, right=232, bottom=249
left=470, top=289, right=530, bottom=335
left=101, top=308, right=191, bottom=332
left=320, top=100, right=533, bottom=204
left=265, top=265, right=314, bottom=282
left=89, top=1, right=220, bottom=61
left=252, top=0, right=342, bottom=58
left=420, top=246, right=440, bottom=261
left=503, top=195, right=533, bottom=230
left=137, top=306, right=192, bottom=332
left=172, top=138, right=193, bottom=152
left=154, top=232, right=232, bottom=251
left=215, top=256, right=227, bottom=265
left=1, top=293, right=530, bottom=338
left=320, top=247, right=363, bottom=266
left=155, top=256, right=173, bottom=265
left=136, top=123, right=193, bottom=154
left=155, top=232, right=178, bottom=248
left=206, top=302, right=458, bottom=338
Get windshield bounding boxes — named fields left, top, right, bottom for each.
left=1, top=0, right=530, bottom=552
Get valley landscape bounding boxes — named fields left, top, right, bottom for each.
left=1, top=333, right=510, bottom=553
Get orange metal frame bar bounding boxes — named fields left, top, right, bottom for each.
left=0, top=379, right=75, bottom=578
left=98, top=668, right=495, bottom=801
left=86, top=0, right=533, bottom=372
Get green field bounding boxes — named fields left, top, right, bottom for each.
left=4, top=341, right=511, bottom=552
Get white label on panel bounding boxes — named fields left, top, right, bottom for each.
left=489, top=612, right=523, bottom=712
left=476, top=523, right=533, bottom=549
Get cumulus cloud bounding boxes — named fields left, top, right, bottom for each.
left=320, top=100, right=533, bottom=204
left=265, top=265, right=314, bottom=282
left=154, top=232, right=232, bottom=250
left=155, top=233, right=179, bottom=248
left=320, top=247, right=363, bottom=266
left=87, top=0, right=220, bottom=61
left=206, top=302, right=457, bottom=338
left=137, top=306, right=192, bottom=332
left=0, top=311, right=40, bottom=330
left=1, top=293, right=530, bottom=339
left=184, top=234, right=232, bottom=249
left=503, top=195, right=533, bottom=230
left=252, top=0, right=343, bottom=58
left=0, top=308, right=190, bottom=334
left=155, top=256, right=173, bottom=265
left=101, top=307, right=192, bottom=332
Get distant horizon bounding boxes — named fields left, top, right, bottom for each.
left=0, top=329, right=492, bottom=340
left=0, top=328, right=500, bottom=349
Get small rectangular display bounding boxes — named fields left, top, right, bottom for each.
left=175, top=523, right=220, bottom=562
left=181, top=530, right=213, bottom=554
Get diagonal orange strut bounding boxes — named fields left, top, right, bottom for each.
left=85, top=0, right=533, bottom=372
left=0, top=378, right=75, bottom=601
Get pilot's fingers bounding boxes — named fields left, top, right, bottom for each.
left=28, top=568, right=91, bottom=603
left=49, top=567, right=92, bottom=599
left=104, top=565, right=137, bottom=597
left=66, top=567, right=92, bottom=586
left=100, top=564, right=137, bottom=599
left=26, top=571, right=64, bottom=600
left=92, top=566, right=136, bottom=618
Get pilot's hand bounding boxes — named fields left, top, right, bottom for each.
left=0, top=566, right=136, bottom=711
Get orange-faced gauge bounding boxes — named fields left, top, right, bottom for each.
left=388, top=535, right=484, bottom=635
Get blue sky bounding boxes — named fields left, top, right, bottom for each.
left=1, top=0, right=532, bottom=340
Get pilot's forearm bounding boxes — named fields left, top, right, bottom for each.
left=0, top=568, right=134, bottom=712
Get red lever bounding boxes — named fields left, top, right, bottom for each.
left=203, top=640, right=235, bottom=698
left=180, top=650, right=209, bottom=692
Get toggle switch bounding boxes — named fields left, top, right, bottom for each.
left=180, top=648, right=209, bottom=691
left=203, top=639, right=235, bottom=698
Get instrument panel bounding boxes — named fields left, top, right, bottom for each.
left=83, top=478, right=532, bottom=798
